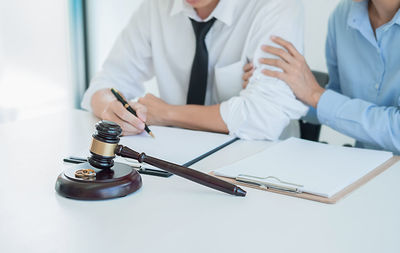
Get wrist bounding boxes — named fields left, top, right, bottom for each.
left=91, top=89, right=115, bottom=118
left=310, top=86, right=325, bottom=108
left=162, top=104, right=178, bottom=125
left=163, top=104, right=197, bottom=129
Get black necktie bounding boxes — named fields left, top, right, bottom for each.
left=186, top=17, right=217, bottom=105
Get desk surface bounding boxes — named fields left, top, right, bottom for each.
left=1, top=109, right=399, bottom=253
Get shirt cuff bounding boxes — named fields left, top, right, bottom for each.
left=316, top=89, right=349, bottom=126
left=219, top=98, right=246, bottom=136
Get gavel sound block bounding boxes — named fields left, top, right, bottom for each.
left=55, top=121, right=142, bottom=200
left=55, top=120, right=246, bottom=200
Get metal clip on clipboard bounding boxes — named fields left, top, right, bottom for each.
left=235, top=174, right=304, bottom=194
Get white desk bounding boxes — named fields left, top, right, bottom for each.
left=1, top=109, right=399, bottom=253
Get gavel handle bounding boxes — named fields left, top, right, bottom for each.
left=114, top=145, right=246, bottom=197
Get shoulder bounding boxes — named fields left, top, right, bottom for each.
left=134, top=0, right=175, bottom=14
left=152, top=0, right=175, bottom=10
left=127, top=0, right=175, bottom=24
left=251, top=0, right=302, bottom=8
left=245, top=0, right=303, bottom=23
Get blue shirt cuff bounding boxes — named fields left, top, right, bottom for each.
left=316, top=89, right=349, bottom=126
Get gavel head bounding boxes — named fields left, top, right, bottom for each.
left=88, top=120, right=122, bottom=169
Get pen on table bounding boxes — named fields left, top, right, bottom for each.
left=110, top=88, right=155, bottom=138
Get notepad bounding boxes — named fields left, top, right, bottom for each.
left=212, top=138, right=393, bottom=198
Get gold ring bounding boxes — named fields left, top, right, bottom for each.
left=75, top=169, right=96, bottom=179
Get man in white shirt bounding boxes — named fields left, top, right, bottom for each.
left=81, top=0, right=308, bottom=139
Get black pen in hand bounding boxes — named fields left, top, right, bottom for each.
left=110, top=88, right=155, bottom=138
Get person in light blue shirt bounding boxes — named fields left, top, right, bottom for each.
left=243, top=0, right=400, bottom=154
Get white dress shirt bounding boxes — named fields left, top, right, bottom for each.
left=82, top=0, right=308, bottom=140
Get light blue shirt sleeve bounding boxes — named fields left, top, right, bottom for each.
left=317, top=10, right=400, bottom=154
left=317, top=90, right=400, bottom=154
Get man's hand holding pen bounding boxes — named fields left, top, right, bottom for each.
left=92, top=88, right=167, bottom=137
left=110, top=88, right=155, bottom=137
left=100, top=95, right=147, bottom=136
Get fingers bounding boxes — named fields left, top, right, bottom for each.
left=259, top=58, right=289, bottom=72
left=242, top=70, right=254, bottom=88
left=242, top=68, right=255, bottom=82
left=261, top=45, right=293, bottom=63
left=243, top=80, right=249, bottom=89
left=105, top=100, right=145, bottom=133
left=130, top=101, right=147, bottom=123
left=101, top=111, right=144, bottom=136
left=261, top=69, right=285, bottom=81
left=242, top=63, right=255, bottom=89
left=270, top=36, right=302, bottom=58
left=243, top=62, right=253, bottom=72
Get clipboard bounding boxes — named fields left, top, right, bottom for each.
left=211, top=156, right=400, bottom=204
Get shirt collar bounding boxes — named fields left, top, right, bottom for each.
left=347, top=0, right=370, bottom=31
left=347, top=1, right=378, bottom=47
left=170, top=0, right=237, bottom=26
left=393, top=7, right=400, bottom=26
left=378, top=6, right=400, bottom=29
left=348, top=1, right=400, bottom=28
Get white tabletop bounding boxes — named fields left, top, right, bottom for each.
left=1, top=109, right=399, bottom=253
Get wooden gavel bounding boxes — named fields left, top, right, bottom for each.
left=88, top=120, right=246, bottom=197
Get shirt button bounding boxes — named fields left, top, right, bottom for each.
left=375, top=83, right=379, bottom=89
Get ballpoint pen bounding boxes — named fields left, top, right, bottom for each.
left=236, top=174, right=303, bottom=194
left=110, top=88, right=155, bottom=138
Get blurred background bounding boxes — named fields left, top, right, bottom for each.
left=0, top=0, right=354, bottom=145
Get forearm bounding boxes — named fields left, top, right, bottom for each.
left=165, top=104, right=228, bottom=134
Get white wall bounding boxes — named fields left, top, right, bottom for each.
left=303, top=0, right=341, bottom=72
left=86, top=0, right=160, bottom=95
left=0, top=0, right=73, bottom=122
left=86, top=0, right=143, bottom=78
left=0, top=31, right=3, bottom=80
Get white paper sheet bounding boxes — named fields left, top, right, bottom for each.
left=213, top=138, right=393, bottom=198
